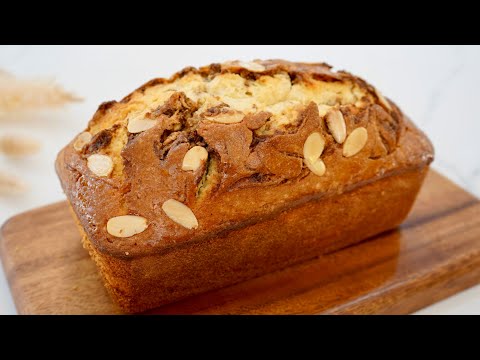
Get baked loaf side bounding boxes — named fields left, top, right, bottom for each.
left=71, top=166, right=428, bottom=313
left=56, top=60, right=434, bottom=312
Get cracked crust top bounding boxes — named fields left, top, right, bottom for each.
left=56, top=60, right=434, bottom=257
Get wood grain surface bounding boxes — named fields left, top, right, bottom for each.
left=1, top=170, right=480, bottom=314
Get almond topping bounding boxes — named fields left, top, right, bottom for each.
left=107, top=215, right=148, bottom=238
left=87, top=154, right=113, bottom=177
left=162, top=199, right=198, bottom=229
left=182, top=146, right=208, bottom=171
left=204, top=112, right=244, bottom=124
left=237, top=61, right=266, bottom=72
left=304, top=158, right=326, bottom=177
left=326, top=110, right=347, bottom=144
left=374, top=88, right=392, bottom=111
left=303, top=132, right=325, bottom=164
left=127, top=117, right=156, bottom=133
left=73, top=132, right=92, bottom=151
left=343, top=127, right=368, bottom=157
left=317, top=104, right=331, bottom=117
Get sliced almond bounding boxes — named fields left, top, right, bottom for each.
left=73, top=132, right=92, bottom=151
left=87, top=154, right=113, bottom=177
left=162, top=199, right=198, bottom=229
left=326, top=110, right=347, bottom=144
left=304, top=158, right=326, bottom=177
left=237, top=61, right=266, bottom=72
left=303, top=132, right=325, bottom=164
left=127, top=117, right=156, bottom=133
left=182, top=146, right=208, bottom=171
left=374, top=88, right=392, bottom=111
left=343, top=127, right=368, bottom=157
left=107, top=215, right=148, bottom=238
left=204, top=112, right=244, bottom=124
left=317, top=104, right=331, bottom=117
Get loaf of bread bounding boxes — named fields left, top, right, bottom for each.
left=56, top=60, right=434, bottom=313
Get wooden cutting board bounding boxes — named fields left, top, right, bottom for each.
left=1, top=170, right=480, bottom=314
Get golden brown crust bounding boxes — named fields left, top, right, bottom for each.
left=56, top=60, right=434, bottom=311
left=70, top=167, right=430, bottom=313
left=56, top=60, right=433, bottom=258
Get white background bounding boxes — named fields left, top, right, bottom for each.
left=0, top=45, right=479, bottom=314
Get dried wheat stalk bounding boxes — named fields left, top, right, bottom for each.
left=0, top=135, right=41, bottom=156
left=0, top=69, right=81, bottom=115
left=0, top=171, right=28, bottom=195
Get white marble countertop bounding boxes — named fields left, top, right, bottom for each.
left=0, top=45, right=479, bottom=315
